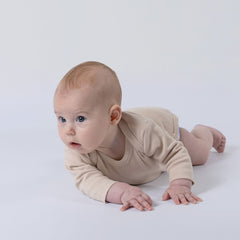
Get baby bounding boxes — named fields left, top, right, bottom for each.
left=54, top=61, right=226, bottom=211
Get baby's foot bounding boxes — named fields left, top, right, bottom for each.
left=202, top=125, right=226, bottom=153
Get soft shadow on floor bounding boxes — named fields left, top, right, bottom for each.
left=138, top=144, right=239, bottom=206
left=189, top=144, right=239, bottom=195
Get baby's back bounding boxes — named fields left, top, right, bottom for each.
left=127, top=107, right=179, bottom=140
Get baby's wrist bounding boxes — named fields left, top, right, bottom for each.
left=106, top=182, right=130, bottom=204
left=170, top=178, right=192, bottom=188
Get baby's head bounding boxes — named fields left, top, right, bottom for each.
left=54, top=61, right=122, bottom=154
left=55, top=61, right=122, bottom=107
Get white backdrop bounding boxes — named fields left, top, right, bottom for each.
left=1, top=1, right=240, bottom=240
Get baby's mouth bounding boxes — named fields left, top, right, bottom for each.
left=70, top=142, right=81, bottom=148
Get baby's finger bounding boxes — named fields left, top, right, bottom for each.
left=129, top=199, right=144, bottom=211
left=142, top=193, right=153, bottom=206
left=169, top=192, right=180, bottom=205
left=120, top=202, right=131, bottom=211
left=162, top=191, right=170, bottom=201
left=190, top=193, right=203, bottom=202
left=136, top=197, right=152, bottom=211
left=185, top=193, right=198, bottom=204
left=178, top=193, right=188, bottom=205
left=142, top=201, right=152, bottom=211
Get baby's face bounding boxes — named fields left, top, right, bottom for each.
left=54, top=86, right=111, bottom=154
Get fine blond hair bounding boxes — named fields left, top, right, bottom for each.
left=56, top=61, right=122, bottom=106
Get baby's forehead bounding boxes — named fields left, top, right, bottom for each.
left=56, top=84, right=110, bottom=107
left=56, top=82, right=106, bottom=100
left=54, top=87, right=104, bottom=113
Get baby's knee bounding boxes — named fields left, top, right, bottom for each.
left=195, top=149, right=209, bottom=166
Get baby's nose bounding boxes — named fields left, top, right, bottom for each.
left=66, top=125, right=76, bottom=136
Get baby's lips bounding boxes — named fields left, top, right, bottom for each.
left=70, top=142, right=81, bottom=148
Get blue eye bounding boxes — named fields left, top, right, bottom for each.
left=59, top=117, right=66, bottom=123
left=77, top=116, right=85, bottom=122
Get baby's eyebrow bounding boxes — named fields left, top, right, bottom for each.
left=76, top=111, right=89, bottom=115
left=54, top=110, right=88, bottom=116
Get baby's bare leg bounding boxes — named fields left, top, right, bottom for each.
left=180, top=125, right=226, bottom=166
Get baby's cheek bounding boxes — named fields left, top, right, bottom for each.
left=82, top=130, right=98, bottom=145
left=57, top=127, right=62, bottom=136
left=58, top=129, right=66, bottom=143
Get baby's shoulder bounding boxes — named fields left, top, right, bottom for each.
left=121, top=111, right=154, bottom=132
left=120, top=111, right=158, bottom=145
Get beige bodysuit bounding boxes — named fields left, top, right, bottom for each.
left=64, top=108, right=193, bottom=202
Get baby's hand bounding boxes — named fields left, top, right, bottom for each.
left=162, top=179, right=202, bottom=205
left=120, top=185, right=153, bottom=211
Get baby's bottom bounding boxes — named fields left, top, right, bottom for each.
left=179, top=125, right=226, bottom=166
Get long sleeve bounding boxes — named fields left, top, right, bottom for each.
left=64, top=147, right=117, bottom=202
left=142, top=121, right=194, bottom=184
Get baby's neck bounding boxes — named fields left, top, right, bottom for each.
left=97, top=125, right=125, bottom=160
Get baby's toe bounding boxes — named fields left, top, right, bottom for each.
left=217, top=137, right=226, bottom=153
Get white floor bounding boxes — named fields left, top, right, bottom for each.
left=1, top=0, right=239, bottom=239
left=1, top=80, right=239, bottom=240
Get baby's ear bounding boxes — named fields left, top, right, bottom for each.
left=109, top=105, right=122, bottom=125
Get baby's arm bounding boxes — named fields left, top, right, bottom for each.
left=65, top=147, right=152, bottom=210
left=142, top=121, right=202, bottom=205
left=162, top=178, right=202, bottom=204
left=106, top=182, right=152, bottom=211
